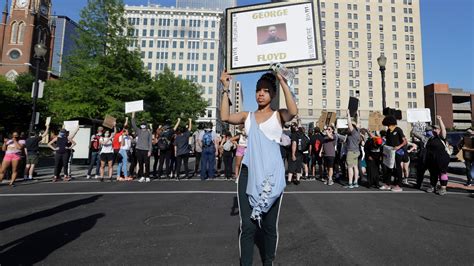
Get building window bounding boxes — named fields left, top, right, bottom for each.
left=309, top=109, right=313, bottom=116
left=308, top=88, right=313, bottom=95
left=309, top=99, right=313, bottom=106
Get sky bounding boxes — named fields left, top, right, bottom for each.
left=47, top=0, right=474, bottom=111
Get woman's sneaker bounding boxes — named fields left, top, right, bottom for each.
left=391, top=186, right=403, bottom=192
left=328, top=180, right=334, bottom=186
left=437, top=187, right=447, bottom=196
left=379, top=185, right=391, bottom=191
left=426, top=186, right=435, bottom=193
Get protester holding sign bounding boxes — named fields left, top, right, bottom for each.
left=131, top=112, right=153, bottom=183
left=220, top=69, right=297, bottom=265
left=48, top=127, right=77, bottom=182
left=425, top=116, right=450, bottom=195
left=99, top=126, right=117, bottom=182
left=24, top=122, right=50, bottom=180
left=345, top=109, right=361, bottom=188
left=380, top=116, right=407, bottom=192
left=86, top=126, right=104, bottom=179
left=174, top=118, right=193, bottom=180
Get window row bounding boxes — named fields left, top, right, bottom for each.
left=128, top=17, right=217, bottom=28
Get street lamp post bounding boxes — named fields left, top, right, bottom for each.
left=28, top=43, right=48, bottom=135
left=377, top=54, right=387, bottom=110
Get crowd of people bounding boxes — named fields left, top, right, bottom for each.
left=0, top=111, right=473, bottom=193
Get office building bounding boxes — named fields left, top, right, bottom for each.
left=424, top=83, right=473, bottom=130
left=176, top=0, right=237, bottom=11
left=228, top=80, right=244, bottom=134
left=51, top=16, right=80, bottom=77
left=124, top=3, right=232, bottom=132
left=273, top=0, right=424, bottom=131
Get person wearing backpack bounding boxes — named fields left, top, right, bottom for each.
left=156, top=118, right=180, bottom=179
left=198, top=122, right=218, bottom=180
left=86, top=127, right=104, bottom=179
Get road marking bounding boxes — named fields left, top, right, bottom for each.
left=0, top=190, right=470, bottom=197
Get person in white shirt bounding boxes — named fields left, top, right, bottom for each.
left=117, top=129, right=132, bottom=181
left=99, top=127, right=116, bottom=181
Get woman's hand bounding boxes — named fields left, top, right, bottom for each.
left=275, top=72, right=286, bottom=84
left=220, top=70, right=232, bottom=88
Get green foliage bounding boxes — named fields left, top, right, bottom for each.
left=42, top=0, right=207, bottom=127
left=0, top=74, right=48, bottom=132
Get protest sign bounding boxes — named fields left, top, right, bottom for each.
left=317, top=111, right=327, bottom=129
left=369, top=112, right=384, bottom=132
left=407, top=108, right=431, bottom=123
left=45, top=116, right=51, bottom=126
left=125, top=100, right=144, bottom=113
left=348, top=97, right=359, bottom=117
left=226, top=0, right=324, bottom=74
left=336, top=119, right=348, bottom=129
left=103, top=115, right=116, bottom=129
left=63, top=120, right=79, bottom=132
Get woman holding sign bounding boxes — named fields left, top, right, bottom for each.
left=220, top=69, right=297, bottom=265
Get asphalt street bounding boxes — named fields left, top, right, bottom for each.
left=0, top=158, right=473, bottom=265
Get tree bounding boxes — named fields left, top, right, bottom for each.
left=0, top=73, right=47, bottom=132
left=43, top=0, right=208, bottom=127
left=147, top=68, right=208, bottom=125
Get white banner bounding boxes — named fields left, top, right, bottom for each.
left=407, top=108, right=431, bottom=123
left=125, top=100, right=144, bottom=113
left=63, top=120, right=79, bottom=132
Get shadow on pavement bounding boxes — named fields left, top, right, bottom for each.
left=0, top=213, right=105, bottom=265
left=0, top=195, right=102, bottom=231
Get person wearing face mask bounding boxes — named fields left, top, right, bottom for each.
left=131, top=112, right=153, bottom=182
left=99, top=126, right=117, bottom=181
left=0, top=132, right=26, bottom=186
left=48, top=128, right=77, bottom=182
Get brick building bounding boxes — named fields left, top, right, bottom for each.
left=0, top=0, right=55, bottom=81
left=424, top=83, right=474, bottom=130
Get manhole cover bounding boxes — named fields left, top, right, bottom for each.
left=144, top=214, right=191, bottom=227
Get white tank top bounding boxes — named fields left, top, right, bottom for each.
left=245, top=111, right=282, bottom=143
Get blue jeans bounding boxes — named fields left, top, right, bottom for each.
left=87, top=151, right=100, bottom=176
left=117, top=149, right=128, bottom=177
left=200, top=147, right=215, bottom=180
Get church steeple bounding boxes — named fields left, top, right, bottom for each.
left=0, top=0, right=9, bottom=60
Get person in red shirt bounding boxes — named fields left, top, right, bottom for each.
left=112, top=118, right=128, bottom=166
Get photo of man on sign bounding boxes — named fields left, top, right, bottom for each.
left=257, top=23, right=287, bottom=45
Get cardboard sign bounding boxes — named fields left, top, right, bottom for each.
left=63, top=120, right=79, bottom=132
left=369, top=112, right=384, bottom=132
left=336, top=119, right=348, bottom=129
left=226, top=1, right=324, bottom=74
left=327, top=112, right=337, bottom=127
left=125, top=100, right=144, bottom=113
left=407, top=108, right=431, bottom=123
left=348, top=97, right=359, bottom=117
left=102, top=115, right=116, bottom=129
left=317, top=111, right=328, bottom=129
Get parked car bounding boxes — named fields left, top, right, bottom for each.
left=446, top=131, right=465, bottom=160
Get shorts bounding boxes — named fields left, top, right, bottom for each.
left=100, top=153, right=114, bottom=162
left=3, top=153, right=21, bottom=162
left=401, top=153, right=410, bottom=163
left=324, top=156, right=335, bottom=168
left=302, top=153, right=310, bottom=164
left=236, top=145, right=246, bottom=157
left=27, top=154, right=39, bottom=165
left=346, top=151, right=360, bottom=167
left=311, top=154, right=323, bottom=166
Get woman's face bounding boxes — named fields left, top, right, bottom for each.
left=255, top=88, right=272, bottom=107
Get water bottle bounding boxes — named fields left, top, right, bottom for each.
left=270, top=62, right=297, bottom=100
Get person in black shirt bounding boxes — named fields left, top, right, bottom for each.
left=381, top=116, right=407, bottom=192
left=425, top=116, right=450, bottom=195
left=364, top=136, right=383, bottom=188
left=24, top=124, right=49, bottom=180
